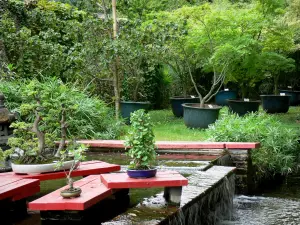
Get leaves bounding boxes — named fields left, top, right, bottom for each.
left=124, top=109, right=156, bottom=169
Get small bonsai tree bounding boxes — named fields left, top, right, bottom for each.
left=55, top=141, right=87, bottom=196
left=124, top=109, right=156, bottom=170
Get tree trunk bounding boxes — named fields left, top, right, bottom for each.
left=112, top=0, right=120, bottom=120
left=55, top=106, right=67, bottom=157
left=274, top=75, right=279, bottom=95
left=31, top=100, right=45, bottom=155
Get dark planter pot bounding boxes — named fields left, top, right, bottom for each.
left=227, top=99, right=261, bottom=116
left=170, top=96, right=200, bottom=117
left=215, top=90, right=237, bottom=106
left=127, top=168, right=157, bottom=179
left=120, top=101, right=151, bottom=124
left=294, top=91, right=300, bottom=105
left=182, top=103, right=222, bottom=129
left=279, top=90, right=298, bottom=106
left=260, top=95, right=290, bottom=114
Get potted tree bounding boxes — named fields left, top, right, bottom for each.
left=6, top=80, right=87, bottom=174
left=56, top=141, right=87, bottom=198
left=150, top=4, right=266, bottom=127
left=259, top=53, right=295, bottom=113
left=118, top=24, right=154, bottom=124
left=226, top=50, right=263, bottom=116
left=124, top=109, right=157, bottom=178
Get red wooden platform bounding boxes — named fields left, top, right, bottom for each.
left=100, top=171, right=188, bottom=189
left=28, top=175, right=113, bottom=211
left=75, top=140, right=260, bottom=150
left=0, top=177, right=40, bottom=201
left=0, top=161, right=120, bottom=181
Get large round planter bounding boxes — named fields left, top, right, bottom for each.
left=279, top=90, right=298, bottom=106
left=227, top=99, right=261, bottom=116
left=260, top=95, right=290, bottom=114
left=11, top=160, right=79, bottom=174
left=170, top=96, right=200, bottom=117
left=182, top=103, right=222, bottom=128
left=127, top=168, right=157, bottom=179
left=215, top=90, right=237, bottom=106
left=120, top=101, right=151, bottom=124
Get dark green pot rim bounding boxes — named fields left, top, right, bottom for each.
left=120, top=101, right=151, bottom=104
left=260, top=95, right=291, bottom=97
left=182, top=103, right=222, bottom=110
left=227, top=99, right=261, bottom=103
left=170, top=96, right=199, bottom=100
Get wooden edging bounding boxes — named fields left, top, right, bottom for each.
left=71, top=140, right=260, bottom=150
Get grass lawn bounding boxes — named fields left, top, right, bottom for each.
left=120, top=106, right=300, bottom=141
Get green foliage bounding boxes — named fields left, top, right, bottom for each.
left=0, top=0, right=86, bottom=81
left=125, top=109, right=156, bottom=169
left=0, top=148, right=13, bottom=165
left=0, top=78, right=122, bottom=140
left=207, top=112, right=300, bottom=178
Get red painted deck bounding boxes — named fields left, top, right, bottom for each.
left=0, top=177, right=40, bottom=201
left=75, top=140, right=260, bottom=150
left=0, top=161, right=120, bottom=181
left=29, top=175, right=113, bottom=211
left=100, top=171, right=188, bottom=189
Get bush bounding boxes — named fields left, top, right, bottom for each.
left=207, top=112, right=300, bottom=178
left=0, top=78, right=122, bottom=140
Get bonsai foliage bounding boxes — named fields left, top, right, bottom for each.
left=55, top=141, right=87, bottom=190
left=7, top=78, right=121, bottom=163
left=125, top=109, right=156, bottom=170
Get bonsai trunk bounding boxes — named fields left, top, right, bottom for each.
left=55, top=105, right=67, bottom=158
left=274, top=75, right=279, bottom=95
left=241, top=85, right=248, bottom=99
left=31, top=101, right=45, bottom=155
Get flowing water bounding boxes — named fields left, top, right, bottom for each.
left=221, top=177, right=300, bottom=225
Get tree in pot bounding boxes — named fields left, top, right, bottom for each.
left=55, top=141, right=87, bottom=198
left=124, top=109, right=157, bottom=178
left=6, top=79, right=101, bottom=173
left=148, top=3, right=266, bottom=128
left=118, top=21, right=163, bottom=123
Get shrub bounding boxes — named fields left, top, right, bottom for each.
left=125, top=109, right=156, bottom=170
left=207, top=112, right=300, bottom=178
left=0, top=78, right=122, bottom=140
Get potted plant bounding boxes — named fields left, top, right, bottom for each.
left=166, top=56, right=199, bottom=117
left=226, top=51, right=262, bottom=116
left=6, top=80, right=84, bottom=174
left=55, top=141, right=87, bottom=198
left=124, top=109, right=157, bottom=178
left=259, top=52, right=295, bottom=113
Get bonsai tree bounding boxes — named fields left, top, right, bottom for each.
left=55, top=141, right=87, bottom=198
left=124, top=109, right=156, bottom=171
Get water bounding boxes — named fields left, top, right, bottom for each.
left=221, top=177, right=300, bottom=225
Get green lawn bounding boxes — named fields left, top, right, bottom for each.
left=120, top=106, right=300, bottom=141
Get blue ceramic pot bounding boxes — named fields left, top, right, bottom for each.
left=127, top=168, right=157, bottom=179
left=215, top=90, right=237, bottom=106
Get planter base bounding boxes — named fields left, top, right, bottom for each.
left=260, top=95, right=290, bottom=114
left=60, top=187, right=82, bottom=198
left=12, top=160, right=78, bottom=174
left=228, top=99, right=260, bottom=116
left=127, top=169, right=157, bottom=179
left=182, top=104, right=221, bottom=128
